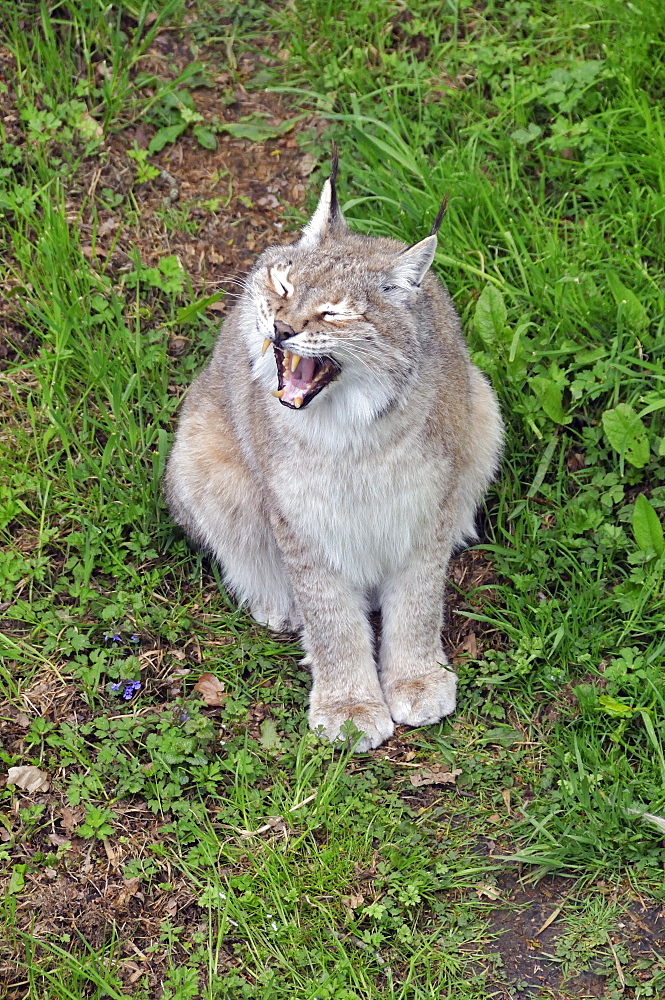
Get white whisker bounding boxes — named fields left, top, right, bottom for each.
left=338, top=344, right=396, bottom=397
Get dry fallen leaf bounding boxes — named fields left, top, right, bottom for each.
left=193, top=672, right=227, bottom=706
left=7, top=765, right=50, bottom=794
left=264, top=816, right=290, bottom=836
left=342, top=893, right=364, bottom=911
left=452, top=632, right=479, bottom=665
left=103, top=837, right=117, bottom=864
left=97, top=216, right=119, bottom=238
left=476, top=884, right=502, bottom=900
left=122, top=961, right=141, bottom=981
left=47, top=833, right=71, bottom=848
left=409, top=766, right=462, bottom=788
left=167, top=334, right=190, bottom=356
left=168, top=666, right=190, bottom=677
left=60, top=805, right=84, bottom=832
left=114, top=877, right=143, bottom=907
left=566, top=450, right=586, bottom=472
left=299, top=152, right=317, bottom=177
left=257, top=194, right=280, bottom=209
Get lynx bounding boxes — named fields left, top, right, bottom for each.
left=164, top=158, right=503, bottom=751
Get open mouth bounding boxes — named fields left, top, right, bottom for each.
left=270, top=346, right=340, bottom=409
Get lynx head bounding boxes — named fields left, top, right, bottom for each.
left=247, top=156, right=445, bottom=420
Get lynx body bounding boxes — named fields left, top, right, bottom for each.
left=165, top=168, right=503, bottom=750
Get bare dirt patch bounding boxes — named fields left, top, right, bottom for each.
left=72, top=35, right=323, bottom=308
left=483, top=876, right=665, bottom=999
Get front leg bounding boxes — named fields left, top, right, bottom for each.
left=286, top=563, right=394, bottom=752
left=379, top=543, right=457, bottom=728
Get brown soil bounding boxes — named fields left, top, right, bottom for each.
left=484, top=875, right=665, bottom=999
left=72, top=34, right=324, bottom=310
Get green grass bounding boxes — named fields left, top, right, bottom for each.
left=268, top=0, right=665, bottom=873
left=1, top=0, right=665, bottom=996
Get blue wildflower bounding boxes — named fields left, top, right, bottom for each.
left=122, top=680, right=141, bottom=700
left=129, top=635, right=140, bottom=643
left=103, top=632, right=123, bottom=643
left=110, top=682, right=122, bottom=692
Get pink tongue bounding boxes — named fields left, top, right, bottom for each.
left=292, top=356, right=316, bottom=388
left=300, top=357, right=316, bottom=384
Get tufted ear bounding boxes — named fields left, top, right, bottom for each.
left=299, top=149, right=346, bottom=248
left=381, top=235, right=437, bottom=296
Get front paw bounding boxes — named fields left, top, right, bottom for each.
left=382, top=666, right=457, bottom=727
left=308, top=698, right=394, bottom=752
left=249, top=600, right=302, bottom=633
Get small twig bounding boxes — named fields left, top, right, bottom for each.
left=126, top=939, right=148, bottom=962
left=225, top=791, right=318, bottom=838
left=102, top=837, right=117, bottom=865
left=20, top=694, right=40, bottom=716
left=288, top=791, right=318, bottom=812
left=88, top=166, right=102, bottom=199
left=608, top=937, right=625, bottom=990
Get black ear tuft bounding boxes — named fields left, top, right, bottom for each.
left=330, top=142, right=340, bottom=220
left=429, top=194, right=448, bottom=237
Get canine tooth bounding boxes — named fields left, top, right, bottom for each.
left=294, top=396, right=303, bottom=408
left=261, top=338, right=271, bottom=356
left=271, top=389, right=285, bottom=398
left=313, top=372, right=323, bottom=383
left=290, top=353, right=301, bottom=372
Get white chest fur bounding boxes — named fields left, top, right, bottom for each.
left=268, top=404, right=447, bottom=588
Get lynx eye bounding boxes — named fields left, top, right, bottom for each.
left=319, top=307, right=362, bottom=322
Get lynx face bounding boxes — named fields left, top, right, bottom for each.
left=260, top=262, right=364, bottom=409
left=245, top=179, right=440, bottom=417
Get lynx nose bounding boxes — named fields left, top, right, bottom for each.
left=273, top=319, right=298, bottom=345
